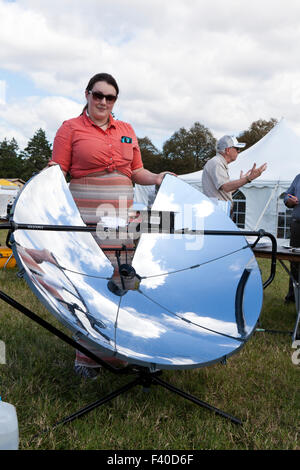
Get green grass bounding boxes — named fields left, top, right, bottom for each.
left=0, top=253, right=299, bottom=450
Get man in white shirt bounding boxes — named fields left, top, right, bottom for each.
left=202, top=135, right=267, bottom=208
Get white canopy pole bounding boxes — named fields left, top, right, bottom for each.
left=253, top=182, right=279, bottom=231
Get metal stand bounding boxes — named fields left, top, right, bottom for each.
left=278, top=259, right=300, bottom=342
left=1, top=222, right=275, bottom=435
left=255, top=258, right=299, bottom=340
left=0, top=287, right=242, bottom=437
left=36, top=369, right=242, bottom=438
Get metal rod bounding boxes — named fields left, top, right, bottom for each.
left=35, top=377, right=141, bottom=438
left=2, top=221, right=278, bottom=287
left=10, top=222, right=97, bottom=232
left=0, top=279, right=245, bottom=432
left=235, top=269, right=250, bottom=337
left=262, top=233, right=277, bottom=289
left=34, top=368, right=243, bottom=440
left=255, top=328, right=292, bottom=335
left=151, top=375, right=242, bottom=426
left=0, top=289, right=128, bottom=375
left=0, top=221, right=273, bottom=238
left=3, top=220, right=278, bottom=287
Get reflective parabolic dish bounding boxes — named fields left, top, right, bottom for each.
left=11, top=166, right=263, bottom=370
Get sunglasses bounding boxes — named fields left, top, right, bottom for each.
left=88, top=90, right=117, bottom=103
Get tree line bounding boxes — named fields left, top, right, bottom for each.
left=0, top=118, right=277, bottom=182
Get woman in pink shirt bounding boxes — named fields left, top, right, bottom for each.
left=49, top=73, right=173, bottom=379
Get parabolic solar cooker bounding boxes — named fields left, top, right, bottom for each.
left=2, top=166, right=276, bottom=430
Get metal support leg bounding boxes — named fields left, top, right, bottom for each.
left=279, top=259, right=300, bottom=341
left=0, top=286, right=243, bottom=440
left=35, top=377, right=142, bottom=439
left=0, top=288, right=129, bottom=374
left=34, top=370, right=242, bottom=439
left=256, top=259, right=293, bottom=337
left=292, top=264, right=300, bottom=341
left=151, top=374, right=242, bottom=426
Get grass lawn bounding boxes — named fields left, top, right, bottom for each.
left=0, top=231, right=299, bottom=450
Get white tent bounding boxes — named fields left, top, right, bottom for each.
left=179, top=118, right=300, bottom=238
left=134, top=169, right=205, bottom=207
left=133, top=183, right=156, bottom=208
left=228, top=118, right=300, bottom=237
left=180, top=169, right=203, bottom=185
left=134, top=118, right=299, bottom=238
left=0, top=179, right=19, bottom=219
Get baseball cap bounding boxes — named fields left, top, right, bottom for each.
left=217, top=135, right=246, bottom=152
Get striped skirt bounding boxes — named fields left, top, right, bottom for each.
left=69, top=171, right=134, bottom=368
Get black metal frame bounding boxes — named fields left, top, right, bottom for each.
left=254, top=252, right=299, bottom=339
left=277, top=259, right=300, bottom=341
left=3, top=221, right=277, bottom=288
left=0, top=221, right=277, bottom=435
left=0, top=286, right=243, bottom=434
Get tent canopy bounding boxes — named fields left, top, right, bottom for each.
left=135, top=119, right=299, bottom=238
left=179, top=169, right=203, bottom=182
left=229, top=118, right=300, bottom=186
left=180, top=117, right=300, bottom=187
left=0, top=179, right=18, bottom=189
left=0, top=179, right=19, bottom=218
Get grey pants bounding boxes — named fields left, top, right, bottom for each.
left=286, top=218, right=300, bottom=300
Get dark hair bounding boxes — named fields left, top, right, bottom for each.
left=86, top=73, right=119, bottom=94
left=81, top=73, right=119, bottom=114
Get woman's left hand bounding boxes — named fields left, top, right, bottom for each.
left=155, top=171, right=177, bottom=186
left=132, top=168, right=176, bottom=186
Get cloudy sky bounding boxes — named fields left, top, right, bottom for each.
left=1, top=0, right=300, bottom=150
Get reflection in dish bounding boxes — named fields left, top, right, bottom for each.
left=10, top=167, right=263, bottom=370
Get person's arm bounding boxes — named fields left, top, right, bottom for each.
left=284, top=178, right=299, bottom=208
left=285, top=194, right=299, bottom=208
left=47, top=161, right=67, bottom=177
left=283, top=175, right=300, bottom=209
left=130, top=127, right=176, bottom=186
left=47, top=121, right=73, bottom=177
left=132, top=168, right=176, bottom=186
left=221, top=163, right=267, bottom=193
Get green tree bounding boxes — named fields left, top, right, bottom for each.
left=0, top=138, right=23, bottom=177
left=138, top=136, right=164, bottom=173
left=21, top=129, right=52, bottom=180
left=162, top=122, right=216, bottom=174
left=238, top=118, right=278, bottom=151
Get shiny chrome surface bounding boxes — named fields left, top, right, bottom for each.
left=11, top=167, right=263, bottom=369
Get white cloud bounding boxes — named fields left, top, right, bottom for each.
left=0, top=80, right=6, bottom=105
left=0, top=95, right=82, bottom=147
left=1, top=0, right=300, bottom=149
